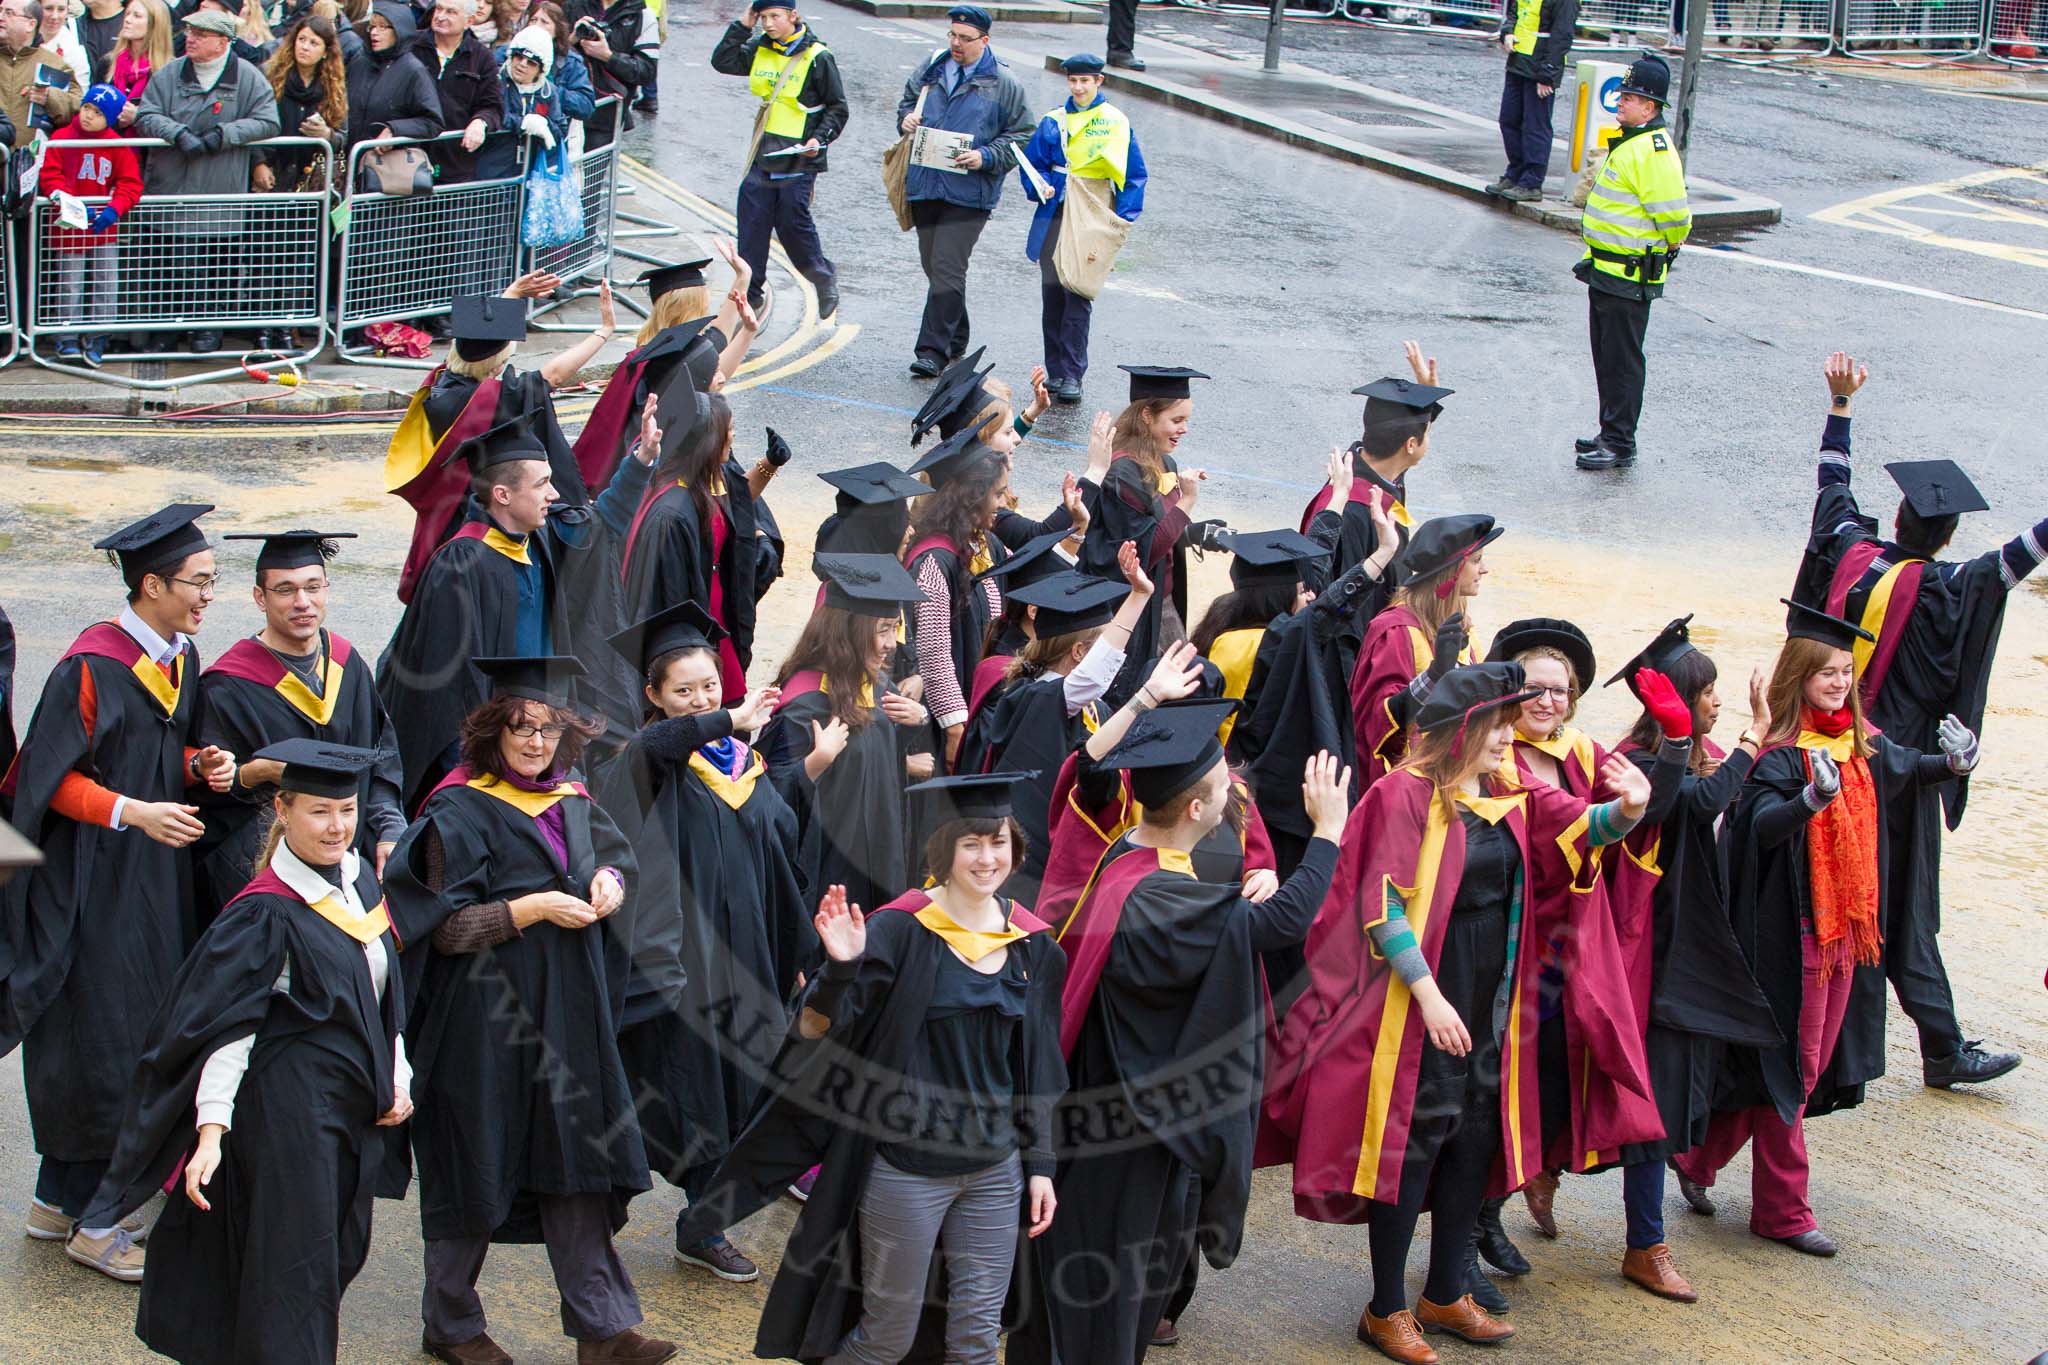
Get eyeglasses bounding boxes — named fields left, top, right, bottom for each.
left=1528, top=686, right=1573, bottom=702
left=167, top=573, right=220, bottom=595
left=260, top=579, right=328, bottom=597
left=506, top=721, right=568, bottom=740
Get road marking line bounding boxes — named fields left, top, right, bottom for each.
left=1811, top=161, right=2048, bottom=271
left=1695, top=245, right=2048, bottom=321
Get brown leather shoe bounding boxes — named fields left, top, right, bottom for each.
left=1622, top=1243, right=1699, bottom=1303
left=1356, top=1306, right=1438, bottom=1364
left=1151, top=1316, right=1180, bottom=1346
left=1415, top=1293, right=1515, bottom=1344
left=422, top=1332, right=513, bottom=1365
left=577, top=1328, right=677, bottom=1364
left=1522, top=1169, right=1560, bottom=1239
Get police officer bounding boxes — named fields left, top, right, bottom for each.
left=711, top=0, right=848, bottom=320
left=896, top=4, right=1032, bottom=378
left=1019, top=53, right=1146, bottom=405
left=1573, top=52, right=1690, bottom=472
left=1486, top=0, right=1578, bottom=203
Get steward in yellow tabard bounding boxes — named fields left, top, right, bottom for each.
left=1486, top=0, right=1577, bottom=202
left=1017, top=53, right=1147, bottom=405
left=710, top=0, right=849, bottom=318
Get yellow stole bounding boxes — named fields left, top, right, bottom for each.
left=478, top=527, right=531, bottom=564
left=465, top=774, right=579, bottom=817
left=304, top=893, right=393, bottom=945
left=1850, top=559, right=1922, bottom=679
left=1207, top=627, right=1264, bottom=747
left=1796, top=728, right=1859, bottom=762
left=914, top=903, right=1028, bottom=963
left=818, top=673, right=878, bottom=707
left=689, top=750, right=763, bottom=811
left=126, top=650, right=183, bottom=717
left=273, top=651, right=346, bottom=725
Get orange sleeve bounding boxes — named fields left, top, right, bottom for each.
left=183, top=746, right=202, bottom=786
left=48, top=664, right=121, bottom=828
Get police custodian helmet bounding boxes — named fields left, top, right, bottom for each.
left=1619, top=51, right=1672, bottom=105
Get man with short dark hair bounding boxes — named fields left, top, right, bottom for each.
left=895, top=4, right=1031, bottom=378
left=0, top=505, right=236, bottom=1283
left=1787, top=352, right=2043, bottom=1091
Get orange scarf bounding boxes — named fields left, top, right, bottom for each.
left=1800, top=707, right=1881, bottom=980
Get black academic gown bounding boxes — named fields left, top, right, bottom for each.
left=197, top=631, right=405, bottom=915
left=81, top=858, right=407, bottom=1365
left=762, top=681, right=919, bottom=915
left=0, top=603, right=17, bottom=788
left=1080, top=456, right=1194, bottom=704
left=0, top=623, right=202, bottom=1164
left=377, top=498, right=636, bottom=813
left=384, top=777, right=649, bottom=1241
left=905, top=535, right=1008, bottom=730
left=620, top=461, right=773, bottom=681
left=1713, top=738, right=1955, bottom=1121
left=1012, top=835, right=1337, bottom=1365
left=1613, top=745, right=1779, bottom=1165
left=594, top=714, right=814, bottom=1186
left=955, top=671, right=1096, bottom=905
left=675, top=904, right=1068, bottom=1365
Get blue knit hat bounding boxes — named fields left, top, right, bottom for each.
left=82, top=84, right=128, bottom=124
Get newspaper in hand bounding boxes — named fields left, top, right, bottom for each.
left=54, top=191, right=89, bottom=230
left=909, top=126, right=974, bottom=174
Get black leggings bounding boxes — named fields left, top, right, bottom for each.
left=1368, top=1109, right=1501, bottom=1316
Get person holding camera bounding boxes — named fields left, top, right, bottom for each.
left=564, top=0, right=654, bottom=143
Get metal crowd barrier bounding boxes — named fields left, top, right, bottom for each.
left=1840, top=0, right=1982, bottom=48
left=1987, top=0, right=2048, bottom=57
left=23, top=135, right=334, bottom=389
left=1340, top=0, right=1505, bottom=28
left=522, top=109, right=623, bottom=333
left=0, top=221, right=15, bottom=369
left=1310, top=0, right=1998, bottom=54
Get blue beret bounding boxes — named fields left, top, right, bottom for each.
left=1061, top=52, right=1104, bottom=74
left=947, top=4, right=992, bottom=31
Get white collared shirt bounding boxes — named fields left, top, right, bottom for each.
left=194, top=842, right=411, bottom=1131
left=103, top=607, right=191, bottom=832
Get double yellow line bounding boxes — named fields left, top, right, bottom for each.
left=1, top=155, right=860, bottom=441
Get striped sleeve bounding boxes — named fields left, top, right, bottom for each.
left=913, top=554, right=970, bottom=728
left=1367, top=883, right=1432, bottom=987
left=1998, top=516, right=2048, bottom=590
left=1586, top=799, right=1642, bottom=848
left=1819, top=412, right=1852, bottom=489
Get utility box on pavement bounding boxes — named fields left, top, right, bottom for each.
left=1564, top=59, right=1627, bottom=176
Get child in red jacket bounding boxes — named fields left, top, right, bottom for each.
left=40, top=84, right=143, bottom=367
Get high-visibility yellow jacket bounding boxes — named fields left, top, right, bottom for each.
left=1578, top=117, right=1691, bottom=301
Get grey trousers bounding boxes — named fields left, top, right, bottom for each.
left=826, top=1151, right=1022, bottom=1365
left=49, top=243, right=116, bottom=333
left=910, top=198, right=991, bottom=362
left=421, top=1192, right=642, bottom=1345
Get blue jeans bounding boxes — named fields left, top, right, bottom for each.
left=1498, top=70, right=1557, bottom=189
left=1623, top=1159, right=1666, bottom=1250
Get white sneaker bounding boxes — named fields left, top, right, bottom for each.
left=25, top=1199, right=73, bottom=1241
left=66, top=1225, right=145, bottom=1283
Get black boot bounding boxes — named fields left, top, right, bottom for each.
left=1461, top=1235, right=1510, bottom=1314
left=1475, top=1196, right=1530, bottom=1276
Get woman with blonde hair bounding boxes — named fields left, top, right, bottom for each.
left=632, top=240, right=757, bottom=379
left=1672, top=600, right=1976, bottom=1259
left=80, top=741, right=411, bottom=1365
left=1349, top=514, right=1496, bottom=789
left=103, top=0, right=173, bottom=125
left=1268, top=663, right=1653, bottom=1363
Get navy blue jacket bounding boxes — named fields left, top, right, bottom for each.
left=893, top=45, right=1032, bottom=212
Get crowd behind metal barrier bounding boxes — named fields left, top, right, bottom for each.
left=1217, top=0, right=2048, bottom=57
left=1, top=96, right=624, bottom=388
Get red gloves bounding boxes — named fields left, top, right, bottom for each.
left=1635, top=668, right=1692, bottom=740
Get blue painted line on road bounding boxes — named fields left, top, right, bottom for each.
left=754, top=383, right=1321, bottom=492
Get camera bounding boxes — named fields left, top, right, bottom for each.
left=573, top=17, right=602, bottom=39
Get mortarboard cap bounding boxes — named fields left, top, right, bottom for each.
left=1604, top=614, right=1699, bottom=698
left=906, top=771, right=1038, bottom=823
left=653, top=359, right=711, bottom=466
left=973, top=530, right=1071, bottom=591
left=1119, top=364, right=1210, bottom=403
left=1217, top=528, right=1328, bottom=589
left=906, top=427, right=1001, bottom=488
left=451, top=294, right=526, bottom=361
left=94, top=503, right=214, bottom=583
left=1061, top=52, right=1105, bottom=74
left=607, top=600, right=727, bottom=675
left=1100, top=698, right=1238, bottom=807
left=1005, top=569, right=1130, bottom=635
left=1781, top=598, right=1874, bottom=652
left=946, top=3, right=992, bottom=30
left=1352, top=375, right=1454, bottom=410
left=1397, top=514, right=1503, bottom=586
left=818, top=462, right=932, bottom=507
left=221, top=528, right=357, bottom=573
left=1415, top=662, right=1540, bottom=736
left=1487, top=617, right=1596, bottom=694
left=818, top=552, right=929, bottom=615
left=252, top=738, right=378, bottom=799
left=912, top=347, right=996, bottom=446
left=453, top=414, right=550, bottom=471
left=1884, top=460, right=1987, bottom=519
left=474, top=654, right=587, bottom=706
left=635, top=257, right=714, bottom=301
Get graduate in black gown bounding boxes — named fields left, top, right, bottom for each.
left=1078, top=365, right=1219, bottom=704
left=1296, top=358, right=1447, bottom=601
left=813, top=462, right=932, bottom=567
left=618, top=386, right=784, bottom=702
left=902, top=429, right=1014, bottom=766
left=1786, top=354, right=2038, bottom=1087
left=199, top=530, right=404, bottom=914
left=382, top=656, right=673, bottom=1365
left=910, top=350, right=1081, bottom=552
left=765, top=554, right=936, bottom=913
left=0, top=602, right=16, bottom=786
left=674, top=774, right=1069, bottom=1365
left=954, top=549, right=1148, bottom=904
left=1011, top=706, right=1349, bottom=1365
left=82, top=741, right=412, bottom=1365
left=0, top=505, right=236, bottom=1281
left=595, top=601, right=813, bottom=1286
left=378, top=414, right=654, bottom=812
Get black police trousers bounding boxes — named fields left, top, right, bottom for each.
left=1588, top=285, right=1652, bottom=456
